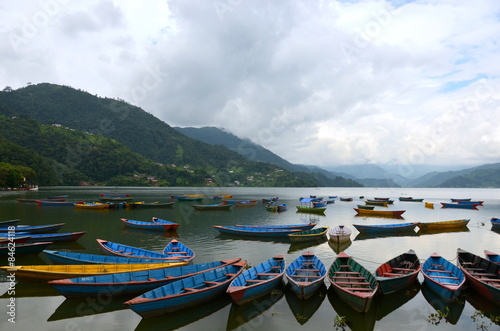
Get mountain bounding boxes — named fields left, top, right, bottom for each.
left=326, top=164, right=405, bottom=187
left=409, top=163, right=500, bottom=188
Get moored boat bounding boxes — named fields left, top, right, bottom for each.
left=226, top=255, right=285, bottom=305
left=353, top=208, right=405, bottom=218
left=296, top=198, right=326, bottom=214
left=398, top=197, right=424, bottom=202
left=417, top=219, right=470, bottom=232
left=235, top=223, right=316, bottom=231
left=457, top=248, right=500, bottom=304
left=484, top=250, right=500, bottom=264
left=339, top=197, right=353, bottom=201
left=74, top=202, right=110, bottom=210
left=43, top=250, right=175, bottom=265
left=129, top=201, right=175, bottom=208
left=356, top=204, right=375, bottom=210
left=0, top=219, right=20, bottom=226
left=0, top=241, right=52, bottom=257
left=214, top=225, right=302, bottom=237
left=375, top=249, right=421, bottom=294
left=0, top=223, right=65, bottom=234
left=100, top=193, right=130, bottom=198
left=328, top=225, right=352, bottom=243
left=491, top=218, right=500, bottom=231
left=327, top=252, right=378, bottom=313
left=424, top=202, right=434, bottom=208
left=365, top=200, right=390, bottom=207
left=97, top=239, right=191, bottom=261
left=235, top=200, right=258, bottom=207
left=171, top=195, right=204, bottom=201
left=49, top=258, right=242, bottom=298
left=440, top=202, right=479, bottom=209
left=288, top=226, right=329, bottom=243
left=125, top=260, right=247, bottom=317
left=352, top=222, right=419, bottom=234
left=36, top=200, right=85, bottom=206
left=285, top=251, right=326, bottom=299
left=121, top=218, right=179, bottom=232
left=421, top=253, right=465, bottom=301
left=456, top=200, right=484, bottom=205
left=192, top=203, right=232, bottom=211
left=162, top=239, right=195, bottom=263
left=0, top=231, right=86, bottom=243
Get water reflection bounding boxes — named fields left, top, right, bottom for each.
left=135, top=294, right=231, bottom=331
left=287, top=238, right=327, bottom=254
left=421, top=280, right=465, bottom=325
left=465, top=288, right=500, bottom=328
left=327, top=239, right=352, bottom=254
left=376, top=281, right=420, bottom=321
left=226, top=285, right=285, bottom=331
left=354, top=231, right=419, bottom=241
left=284, top=283, right=326, bottom=325
left=215, top=234, right=291, bottom=244
left=121, top=227, right=180, bottom=238
left=417, top=227, right=470, bottom=236
left=48, top=296, right=130, bottom=321
left=327, top=287, right=377, bottom=331
left=0, top=281, right=60, bottom=298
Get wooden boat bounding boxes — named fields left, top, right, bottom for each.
left=1, top=261, right=187, bottom=282
left=421, top=253, right=465, bottom=301
left=98, top=196, right=133, bottom=202
left=398, top=197, right=424, bottom=202
left=288, top=226, right=329, bottom=243
left=235, top=200, right=258, bottom=207
left=214, top=225, right=302, bottom=237
left=43, top=250, right=176, bottom=265
left=491, top=218, right=500, bottom=231
left=457, top=248, right=500, bottom=304
left=213, top=195, right=233, bottom=199
left=352, top=222, right=419, bottom=234
left=327, top=252, right=378, bottom=313
left=353, top=208, right=406, bottom=218
left=417, top=219, right=470, bottom=231
left=129, top=201, right=175, bottom=208
left=424, top=202, right=434, bottom=208
left=262, top=197, right=279, bottom=203
left=356, top=204, right=375, bottom=210
left=0, top=231, right=86, bottom=243
left=440, top=202, right=479, bottom=209
left=484, top=250, right=500, bottom=264
left=450, top=198, right=471, bottom=202
left=151, top=217, right=180, bottom=231
left=36, top=200, right=85, bottom=206
left=226, top=255, right=285, bottom=305
left=296, top=198, right=326, bottom=214
left=17, top=198, right=45, bottom=203
left=97, top=239, right=191, bottom=261
left=48, top=258, right=242, bottom=298
left=0, top=236, right=31, bottom=244
left=339, top=197, right=353, bottom=201
left=456, top=200, right=484, bottom=205
left=328, top=225, right=352, bottom=243
left=0, top=223, right=65, bottom=234
left=100, top=193, right=130, bottom=198
left=161, top=239, right=195, bottom=263
left=375, top=249, right=421, bottom=294
left=46, top=195, right=69, bottom=199
left=74, top=202, right=110, bottom=209
left=125, top=260, right=246, bottom=317
left=171, top=195, right=204, bottom=201
left=0, top=242, right=52, bottom=257
left=365, top=200, right=390, bottom=207
left=192, top=203, right=232, bottom=211
left=235, top=223, right=316, bottom=231
left=121, top=218, right=179, bottom=232
left=0, top=219, right=20, bottom=226
left=285, top=251, right=326, bottom=299
left=265, top=202, right=287, bottom=212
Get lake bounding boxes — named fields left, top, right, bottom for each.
left=0, top=186, right=499, bottom=331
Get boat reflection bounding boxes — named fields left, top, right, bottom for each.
left=354, top=231, right=419, bottom=241
left=417, top=227, right=470, bottom=236
left=287, top=237, right=327, bottom=254
left=216, top=234, right=291, bottom=244
left=47, top=296, right=130, bottom=321
left=135, top=294, right=232, bottom=331
left=421, top=280, right=465, bottom=325
left=226, top=285, right=285, bottom=331
left=284, top=283, right=326, bottom=325
left=121, top=227, right=179, bottom=238
left=327, top=287, right=378, bottom=331
left=465, top=287, right=500, bottom=328
left=0, top=281, right=60, bottom=298
left=376, top=280, right=420, bottom=321
left=328, top=239, right=352, bottom=254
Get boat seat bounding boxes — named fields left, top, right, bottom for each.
left=425, top=269, right=452, bottom=273
left=294, top=268, right=319, bottom=272
left=464, top=267, right=483, bottom=271
left=203, top=281, right=220, bottom=285
left=481, top=278, right=500, bottom=283
left=271, top=266, right=282, bottom=269
left=382, top=272, right=405, bottom=277
left=225, top=273, right=237, bottom=276
left=147, top=278, right=157, bottom=281
left=344, top=287, right=373, bottom=292
left=339, top=265, right=351, bottom=268
left=123, top=252, right=134, bottom=255
left=335, top=281, right=371, bottom=286
left=333, top=271, right=361, bottom=275
left=392, top=267, right=413, bottom=272
left=302, top=262, right=315, bottom=265
left=289, top=275, right=321, bottom=278
left=430, top=264, right=445, bottom=269
left=116, top=250, right=124, bottom=252
left=167, top=252, right=188, bottom=254
left=246, top=279, right=265, bottom=283
left=429, top=275, right=460, bottom=280
left=332, top=276, right=366, bottom=280
left=471, top=272, right=497, bottom=277
left=183, top=288, right=198, bottom=291
left=256, top=273, right=279, bottom=276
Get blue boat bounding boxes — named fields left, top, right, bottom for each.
left=0, top=231, right=86, bottom=243
left=235, top=223, right=316, bottom=231
left=226, top=255, right=285, bottom=305
left=36, top=200, right=85, bottom=206
left=352, top=222, right=419, bottom=234
left=490, top=218, right=500, bottom=231
left=48, top=258, right=242, bottom=298
left=456, top=200, right=483, bottom=205
left=285, top=251, right=326, bottom=299
left=440, top=202, right=479, bottom=209
left=214, top=225, right=302, bottom=237
left=125, top=260, right=247, bottom=317
left=450, top=198, right=471, bottom=202
left=484, top=250, right=500, bottom=264
left=0, top=223, right=65, bottom=234
left=43, top=250, right=172, bottom=265
left=421, top=253, right=465, bottom=301
left=97, top=239, right=194, bottom=262
left=0, top=242, right=52, bottom=257
left=162, top=239, right=195, bottom=263
left=0, top=219, right=20, bottom=226
left=121, top=218, right=179, bottom=231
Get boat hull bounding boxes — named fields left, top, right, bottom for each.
left=421, top=254, right=465, bottom=301
left=285, top=252, right=326, bottom=300
left=375, top=250, right=421, bottom=294
left=353, top=208, right=405, bottom=218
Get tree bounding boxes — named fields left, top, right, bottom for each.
left=0, top=162, right=24, bottom=188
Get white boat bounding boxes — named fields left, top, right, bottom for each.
left=328, top=225, right=352, bottom=243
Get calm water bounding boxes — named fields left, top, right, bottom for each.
left=0, top=187, right=499, bottom=331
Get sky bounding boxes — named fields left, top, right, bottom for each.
left=1, top=0, right=499, bottom=171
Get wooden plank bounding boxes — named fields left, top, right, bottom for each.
left=425, top=269, right=452, bottom=273
left=335, top=281, right=371, bottom=286
left=246, top=279, right=265, bottom=283
left=333, top=271, right=361, bottom=275
left=429, top=275, right=459, bottom=280
left=332, top=276, right=367, bottom=280
left=203, top=281, right=220, bottom=285
left=290, top=275, right=321, bottom=278
left=256, top=273, right=279, bottom=276
left=294, top=268, right=320, bottom=272
left=344, top=287, right=373, bottom=292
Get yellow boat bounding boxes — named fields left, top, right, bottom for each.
left=74, top=202, right=110, bottom=209
left=417, top=219, right=470, bottom=231
left=0, top=261, right=187, bottom=282
left=424, top=202, right=434, bottom=208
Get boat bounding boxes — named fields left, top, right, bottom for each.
left=440, top=202, right=479, bottom=209
left=0, top=219, right=20, bottom=226
left=125, top=260, right=247, bottom=317
left=161, top=239, right=195, bottom=263
left=352, top=222, right=419, bottom=234
left=328, top=225, right=352, bottom=243
left=457, top=248, right=500, bottom=304
left=262, top=197, right=279, bottom=203
left=491, top=218, right=500, bottom=231
left=213, top=195, right=233, bottom=199
left=74, top=202, right=110, bottom=209
left=0, top=236, right=31, bottom=244
left=417, top=219, right=470, bottom=232
left=1, top=261, right=187, bottom=282
left=236, top=223, right=316, bottom=231
left=43, top=250, right=180, bottom=265
left=192, top=203, right=232, bottom=211
left=235, top=200, right=258, bottom=207
left=171, top=195, right=204, bottom=201
left=214, top=225, right=302, bottom=237
left=356, top=204, right=375, bottom=210
left=296, top=198, right=326, bottom=214
left=0, top=223, right=65, bottom=233
left=450, top=198, right=471, bottom=202
left=36, top=200, right=85, bottom=206
left=424, top=202, right=434, bottom=208
left=265, top=202, right=287, bottom=212
left=288, top=226, right=329, bottom=243
left=17, top=198, right=46, bottom=203
left=339, top=197, right=353, bottom=202
left=48, top=258, right=242, bottom=298
left=398, top=197, right=424, bottom=202
left=421, top=253, right=465, bottom=301
left=97, top=239, right=192, bottom=261
left=129, top=201, right=175, bottom=208
left=484, top=250, right=500, bottom=264
left=121, top=218, right=179, bottom=232
left=456, top=200, right=484, bottom=205
left=0, top=231, right=86, bottom=243
left=100, top=193, right=130, bottom=198
left=226, top=255, right=285, bottom=305
left=375, top=249, right=421, bottom=294
left=98, top=196, right=133, bottom=203
left=151, top=217, right=180, bottom=231
left=0, top=241, right=52, bottom=257
left=327, top=252, right=378, bottom=313
left=365, top=200, right=390, bottom=207
left=353, top=208, right=406, bottom=218
left=285, top=251, right=326, bottom=299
